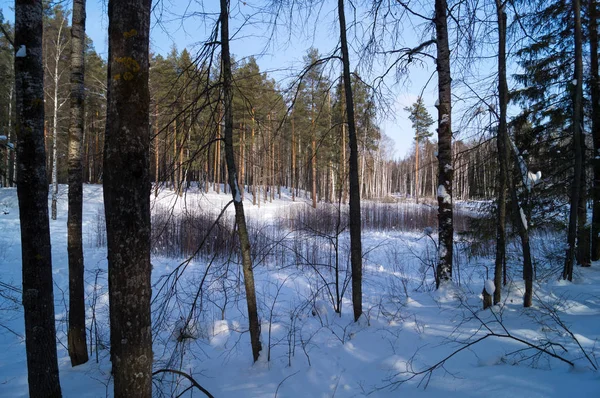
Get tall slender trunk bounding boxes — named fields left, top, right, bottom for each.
left=291, top=114, right=296, bottom=201
left=239, top=123, right=245, bottom=199
left=154, top=104, right=159, bottom=197
left=215, top=112, right=221, bottom=194
left=415, top=136, right=419, bottom=204
left=494, top=2, right=509, bottom=304
left=220, top=0, right=262, bottom=361
left=564, top=0, right=584, bottom=280
left=51, top=17, right=65, bottom=221
left=435, top=0, right=454, bottom=287
left=15, top=1, right=63, bottom=395
left=67, top=0, right=89, bottom=367
left=589, top=0, right=600, bottom=261
left=104, top=0, right=153, bottom=395
left=6, top=86, right=13, bottom=186
left=338, top=0, right=363, bottom=321
left=311, top=115, right=317, bottom=208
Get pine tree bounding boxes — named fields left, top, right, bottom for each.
left=404, top=96, right=434, bottom=203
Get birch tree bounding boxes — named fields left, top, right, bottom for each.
left=67, top=0, right=88, bottom=366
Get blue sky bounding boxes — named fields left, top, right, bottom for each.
left=1, top=0, right=439, bottom=158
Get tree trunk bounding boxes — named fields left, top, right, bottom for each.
left=415, top=136, right=419, bottom=204
left=590, top=0, right=600, bottom=261
left=564, top=0, right=584, bottom=281
left=154, top=104, right=159, bottom=197
left=104, top=0, right=153, bottom=395
left=220, top=0, right=262, bottom=362
left=338, top=0, right=363, bottom=321
left=67, top=0, right=89, bottom=367
left=494, top=3, right=509, bottom=304
left=291, top=114, right=296, bottom=201
left=435, top=0, right=454, bottom=287
left=15, top=0, right=62, bottom=395
left=50, top=16, right=65, bottom=221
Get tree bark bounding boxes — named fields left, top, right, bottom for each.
left=104, top=0, right=153, bottom=395
left=564, top=0, right=584, bottom=281
left=435, top=0, right=454, bottom=287
left=220, top=0, right=262, bottom=362
left=15, top=0, right=62, bottom=395
left=67, top=0, right=89, bottom=367
left=338, top=0, right=363, bottom=321
left=494, top=3, right=509, bottom=304
left=589, top=0, right=600, bottom=261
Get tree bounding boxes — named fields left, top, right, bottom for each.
left=220, top=0, right=262, bottom=362
left=493, top=0, right=509, bottom=305
left=564, top=0, right=584, bottom=280
left=589, top=0, right=600, bottom=262
left=104, top=0, right=153, bottom=395
left=338, top=0, right=363, bottom=321
left=434, top=0, right=454, bottom=287
left=43, top=5, right=70, bottom=220
left=15, top=0, right=62, bottom=395
left=404, top=96, right=434, bottom=204
left=67, top=0, right=88, bottom=366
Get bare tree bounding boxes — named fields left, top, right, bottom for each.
left=220, top=0, right=262, bottom=362
left=104, top=0, right=153, bottom=395
left=337, top=0, right=363, bottom=321
left=15, top=0, right=62, bottom=395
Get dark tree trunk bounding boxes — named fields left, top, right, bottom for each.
left=15, top=0, right=62, bottom=396
left=338, top=0, right=363, bottom=321
left=434, top=0, right=454, bottom=287
left=104, top=0, right=153, bottom=395
left=494, top=3, right=509, bottom=304
left=220, top=0, right=262, bottom=362
left=589, top=0, right=600, bottom=262
left=509, top=151, right=534, bottom=308
left=67, top=0, right=89, bottom=367
left=564, top=0, right=584, bottom=281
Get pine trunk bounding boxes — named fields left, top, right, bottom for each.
left=564, top=0, right=584, bottom=280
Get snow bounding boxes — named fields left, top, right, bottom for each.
left=0, top=185, right=599, bottom=397
left=15, top=45, right=26, bottom=57
left=484, top=280, right=495, bottom=295
left=520, top=207, right=528, bottom=230
left=437, top=184, right=452, bottom=204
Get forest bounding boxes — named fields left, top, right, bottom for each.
left=0, top=0, right=599, bottom=397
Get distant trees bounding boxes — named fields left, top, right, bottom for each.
left=103, top=0, right=153, bottom=395
left=14, top=0, right=62, bottom=395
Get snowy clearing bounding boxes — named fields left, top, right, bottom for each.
left=0, top=185, right=599, bottom=397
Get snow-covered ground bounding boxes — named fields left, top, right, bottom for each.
left=0, top=185, right=599, bottom=397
